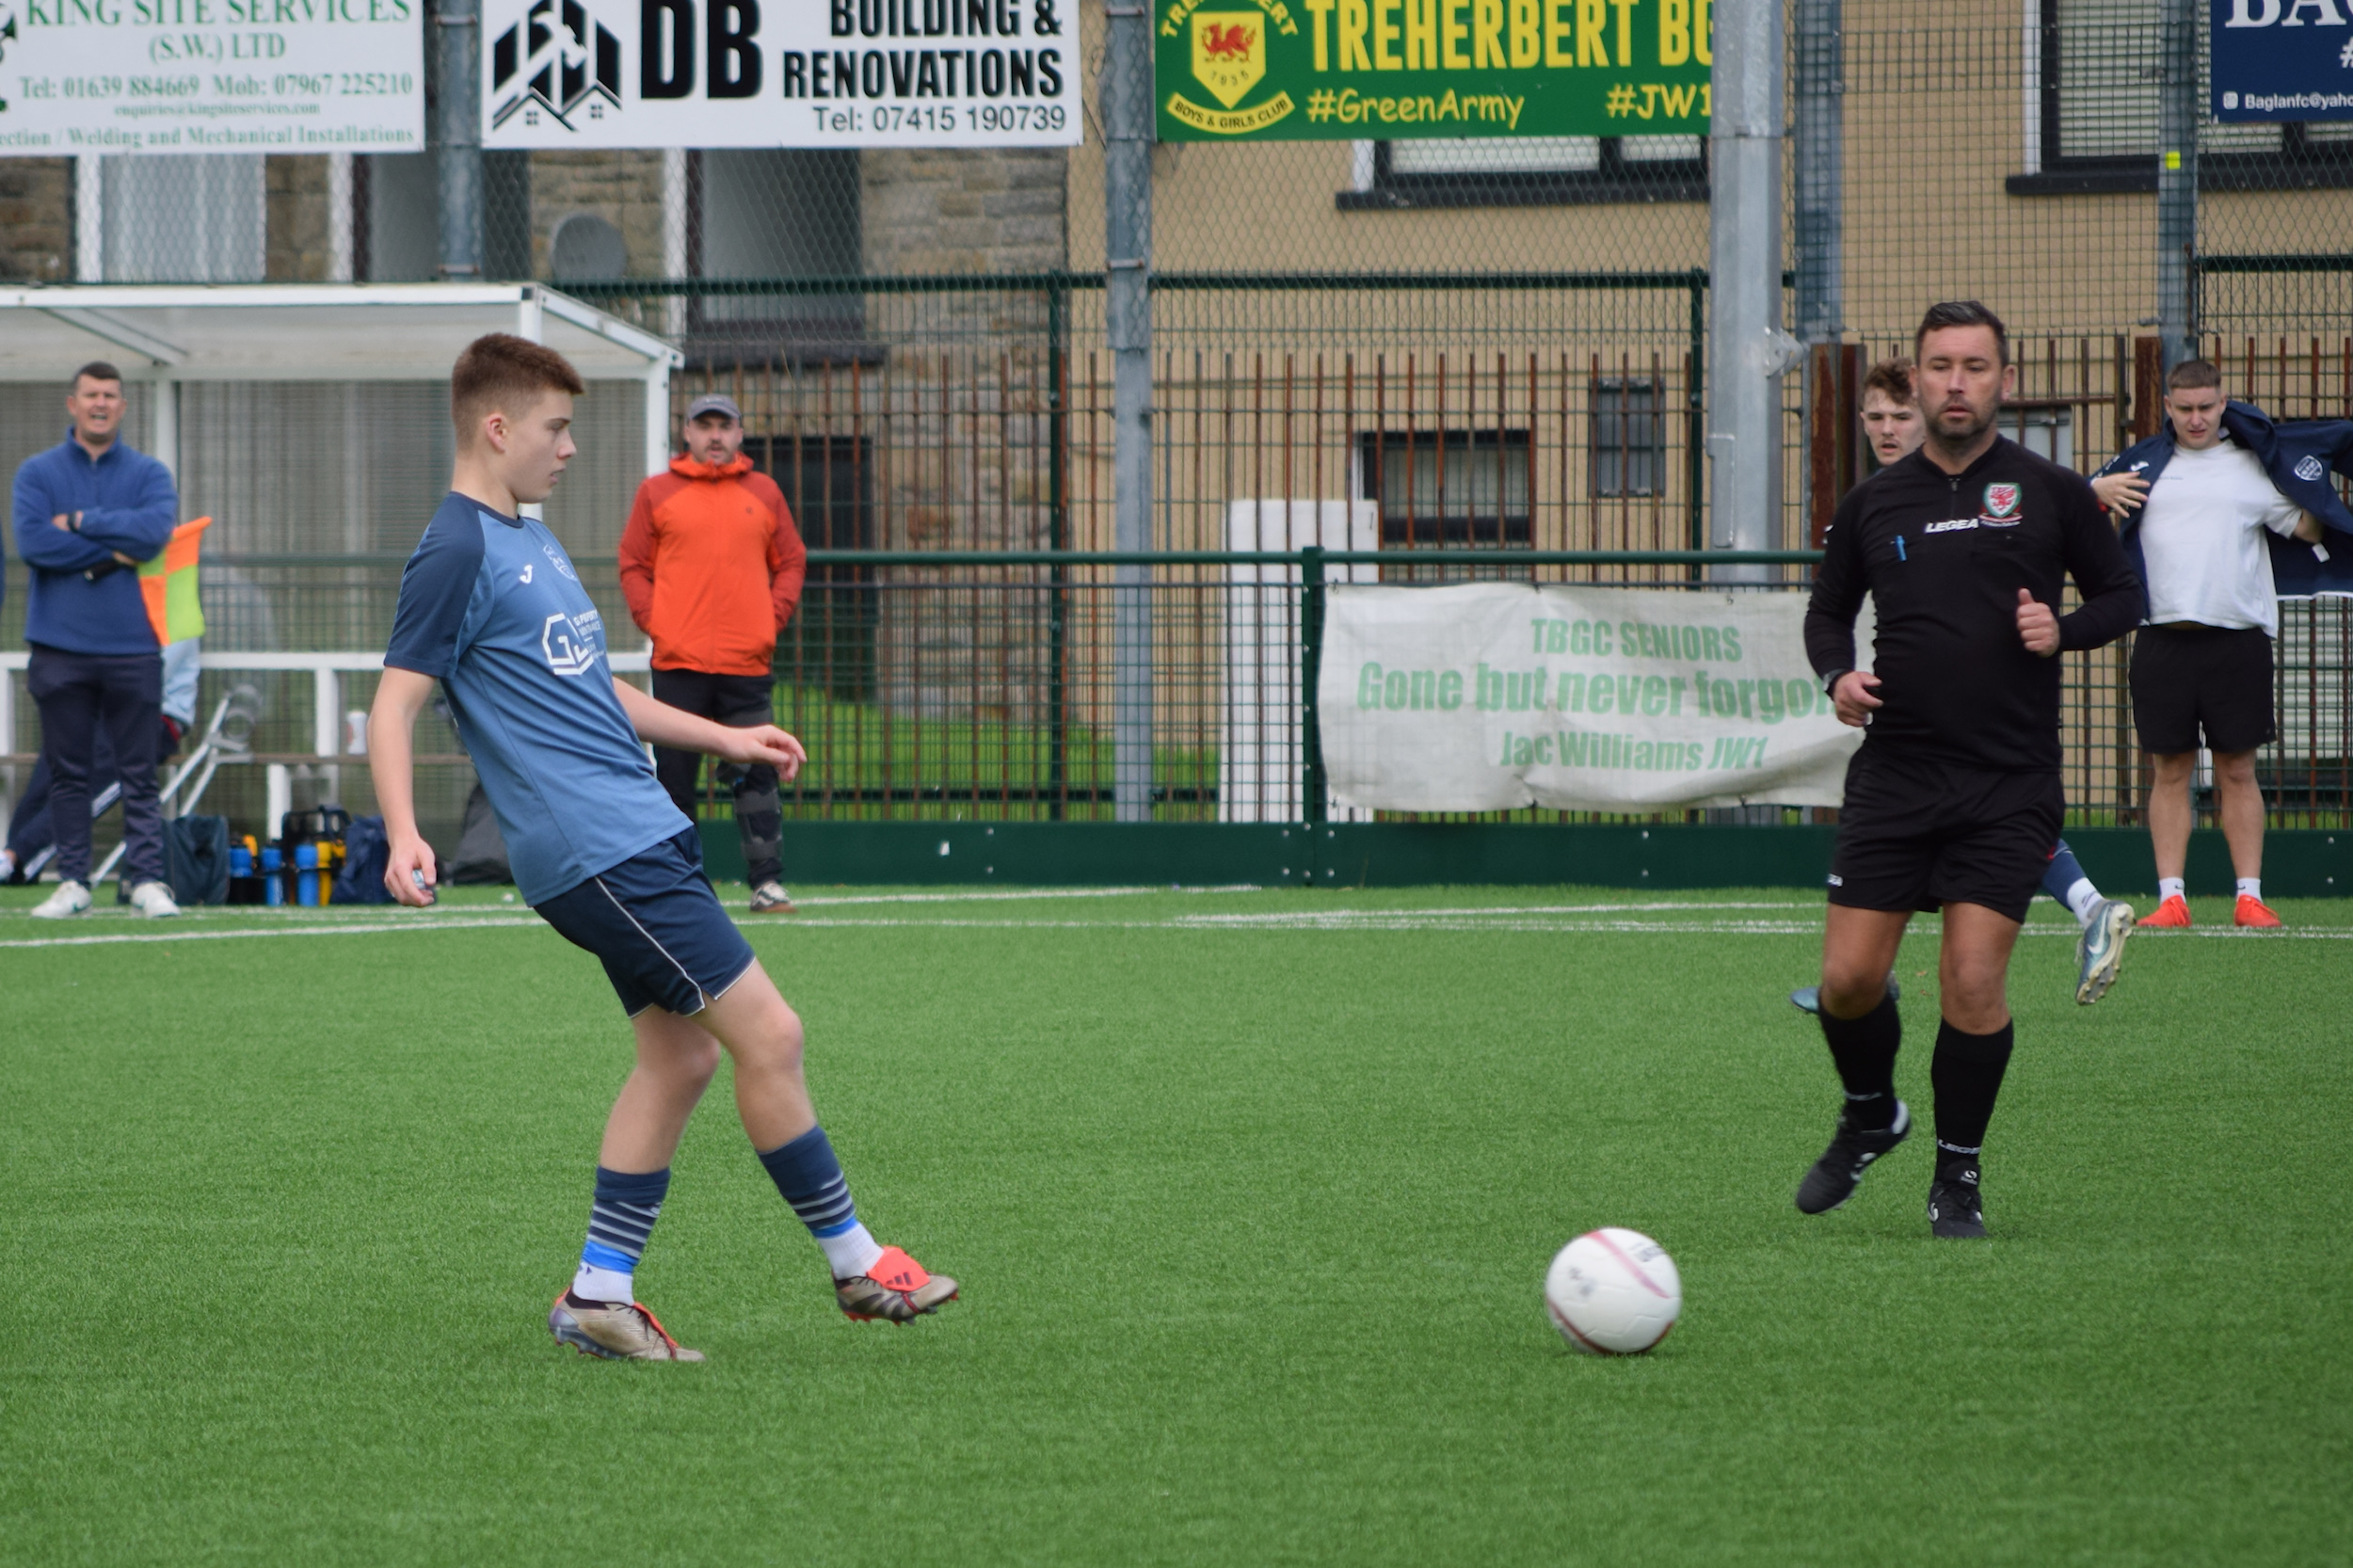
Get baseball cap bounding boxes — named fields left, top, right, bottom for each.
left=684, top=392, right=742, bottom=424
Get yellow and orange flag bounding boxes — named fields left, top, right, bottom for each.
left=138, top=516, right=211, bottom=646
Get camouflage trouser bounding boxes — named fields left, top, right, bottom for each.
left=650, top=668, right=784, bottom=888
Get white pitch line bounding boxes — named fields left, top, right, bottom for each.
left=790, top=885, right=1259, bottom=907
left=5, top=909, right=2349, bottom=951
left=0, top=916, right=543, bottom=950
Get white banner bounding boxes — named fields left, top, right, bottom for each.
left=0, top=1, right=424, bottom=157
left=1319, top=583, right=1868, bottom=813
left=480, top=0, right=1079, bottom=148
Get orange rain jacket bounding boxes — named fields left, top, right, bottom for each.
left=618, top=454, right=808, bottom=675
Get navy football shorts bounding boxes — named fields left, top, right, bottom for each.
left=535, top=827, right=759, bottom=1017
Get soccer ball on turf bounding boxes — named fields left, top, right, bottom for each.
left=1544, top=1228, right=1681, bottom=1355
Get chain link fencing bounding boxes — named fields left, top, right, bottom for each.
left=3, top=0, right=2351, bottom=852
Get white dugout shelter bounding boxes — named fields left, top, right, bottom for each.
left=0, top=284, right=682, bottom=838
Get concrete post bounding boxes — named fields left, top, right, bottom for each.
left=436, top=0, right=484, bottom=279
left=2156, top=0, right=2198, bottom=372
left=1104, top=0, right=1154, bottom=821
left=1706, top=0, right=1798, bottom=581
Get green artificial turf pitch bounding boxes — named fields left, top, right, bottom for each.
left=2, top=884, right=2347, bottom=1566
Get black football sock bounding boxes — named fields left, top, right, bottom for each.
left=1930, top=1019, right=2015, bottom=1180
left=1817, top=989, right=1901, bottom=1131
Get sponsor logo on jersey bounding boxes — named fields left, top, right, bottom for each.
left=2295, top=455, right=2327, bottom=483
left=520, top=564, right=534, bottom=584
left=1826, top=873, right=1844, bottom=887
left=541, top=609, right=603, bottom=676
left=1925, top=519, right=1977, bottom=534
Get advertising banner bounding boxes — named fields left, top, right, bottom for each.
left=479, top=0, right=1080, bottom=149
left=1153, top=0, right=1709, bottom=141
left=1318, top=583, right=1865, bottom=813
left=0, top=0, right=424, bottom=156
left=2210, top=0, right=2353, bottom=123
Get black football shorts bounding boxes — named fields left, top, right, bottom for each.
left=2130, top=622, right=2275, bottom=757
left=1827, top=746, right=2064, bottom=924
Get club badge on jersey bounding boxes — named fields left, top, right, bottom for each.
left=1980, top=483, right=2022, bottom=525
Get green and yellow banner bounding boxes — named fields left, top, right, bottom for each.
left=1155, top=0, right=1710, bottom=140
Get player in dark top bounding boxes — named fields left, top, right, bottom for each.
left=1797, top=301, right=2142, bottom=1240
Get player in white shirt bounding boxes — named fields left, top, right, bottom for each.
left=2090, top=360, right=2323, bottom=930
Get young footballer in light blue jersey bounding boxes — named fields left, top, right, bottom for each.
left=369, top=335, right=954, bottom=1361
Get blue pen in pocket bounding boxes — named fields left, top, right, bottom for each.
left=1896, top=535, right=1908, bottom=561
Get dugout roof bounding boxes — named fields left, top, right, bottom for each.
left=0, top=284, right=680, bottom=385
left=0, top=283, right=682, bottom=477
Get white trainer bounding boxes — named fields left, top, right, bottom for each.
left=30, top=880, right=93, bottom=920
left=129, top=880, right=182, bottom=919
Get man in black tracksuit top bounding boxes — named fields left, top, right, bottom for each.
left=1797, top=301, right=2143, bottom=1240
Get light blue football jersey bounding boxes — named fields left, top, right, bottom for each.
left=385, top=492, right=690, bottom=903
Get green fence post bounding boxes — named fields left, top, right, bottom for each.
left=1047, top=273, right=1069, bottom=821
left=1687, top=270, right=1707, bottom=578
left=1300, top=544, right=1328, bottom=827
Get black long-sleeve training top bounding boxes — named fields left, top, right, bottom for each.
left=1805, top=436, right=2144, bottom=774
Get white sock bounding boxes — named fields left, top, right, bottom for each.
left=817, top=1221, right=886, bottom=1281
left=2063, top=877, right=2104, bottom=927
left=571, top=1261, right=634, bottom=1304
left=2236, top=877, right=2262, bottom=903
left=2159, top=877, right=2185, bottom=904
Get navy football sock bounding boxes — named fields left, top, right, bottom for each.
left=574, top=1165, right=669, bottom=1304
left=757, top=1126, right=885, bottom=1280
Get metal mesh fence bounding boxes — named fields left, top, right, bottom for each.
left=5, top=0, right=2353, bottom=856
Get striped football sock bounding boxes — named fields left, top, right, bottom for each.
left=571, top=1165, right=670, bottom=1304
left=757, top=1126, right=887, bottom=1281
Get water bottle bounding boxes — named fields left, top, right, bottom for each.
left=296, top=841, right=320, bottom=906
left=261, top=846, right=283, bottom=905
left=230, top=843, right=253, bottom=878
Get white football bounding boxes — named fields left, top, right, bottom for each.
left=1544, top=1227, right=1682, bottom=1355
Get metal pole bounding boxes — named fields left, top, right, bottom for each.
left=1706, top=0, right=1795, bottom=583
left=436, top=0, right=484, bottom=279
left=2156, top=0, right=2198, bottom=371
left=1793, top=0, right=1842, bottom=536
left=1104, top=0, right=1154, bottom=821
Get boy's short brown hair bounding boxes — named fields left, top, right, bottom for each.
left=451, top=333, right=585, bottom=445
left=1861, top=357, right=1917, bottom=407
left=2166, top=358, right=2222, bottom=393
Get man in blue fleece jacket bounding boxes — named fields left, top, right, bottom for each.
left=10, top=361, right=182, bottom=919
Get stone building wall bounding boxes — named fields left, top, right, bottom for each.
left=526, top=151, right=670, bottom=280
left=0, top=160, right=73, bottom=283
left=265, top=156, right=336, bottom=282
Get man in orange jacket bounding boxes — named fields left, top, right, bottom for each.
left=619, top=393, right=808, bottom=912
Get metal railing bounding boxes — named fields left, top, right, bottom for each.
left=6, top=552, right=2346, bottom=848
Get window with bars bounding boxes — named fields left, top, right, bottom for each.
left=1357, top=429, right=1533, bottom=547
left=1341, top=136, right=1707, bottom=208
left=2016, top=0, right=2353, bottom=193
left=1591, top=378, right=1666, bottom=498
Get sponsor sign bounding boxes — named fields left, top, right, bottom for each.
left=0, top=0, right=423, bottom=156
left=2212, top=0, right=2353, bottom=122
left=481, top=0, right=1078, bottom=148
left=1318, top=583, right=1865, bottom=813
left=1155, top=0, right=1710, bottom=141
